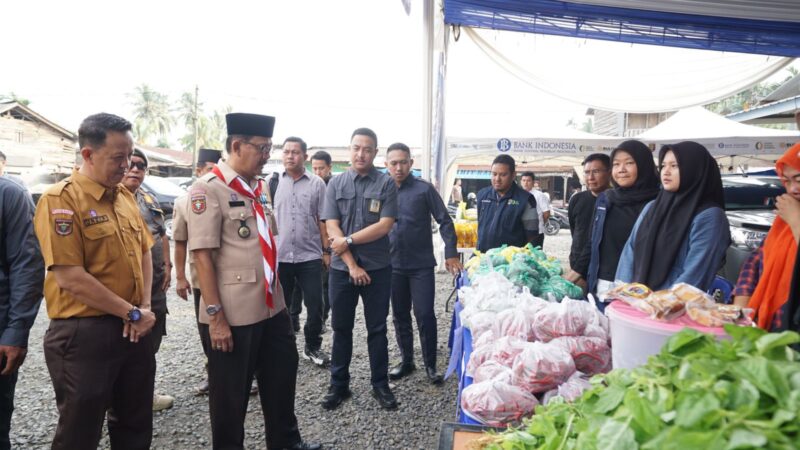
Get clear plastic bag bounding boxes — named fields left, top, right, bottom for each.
left=551, top=335, right=612, bottom=375
left=493, top=306, right=537, bottom=342
left=462, top=310, right=497, bottom=342
left=542, top=371, right=593, bottom=405
left=511, top=341, right=576, bottom=394
left=472, top=360, right=514, bottom=384
left=461, top=380, right=539, bottom=427
left=532, top=299, right=594, bottom=342
left=467, top=336, right=527, bottom=377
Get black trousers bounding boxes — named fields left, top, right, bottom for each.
left=290, top=265, right=330, bottom=322
left=200, top=310, right=301, bottom=450
left=390, top=268, right=438, bottom=370
left=43, top=316, right=155, bottom=450
left=0, top=359, right=17, bottom=450
left=280, top=259, right=324, bottom=350
left=329, top=266, right=391, bottom=389
left=193, top=288, right=209, bottom=358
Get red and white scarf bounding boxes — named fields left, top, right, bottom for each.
left=212, top=166, right=277, bottom=308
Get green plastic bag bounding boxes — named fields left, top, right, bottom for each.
left=539, top=276, right=583, bottom=300
left=506, top=254, right=541, bottom=293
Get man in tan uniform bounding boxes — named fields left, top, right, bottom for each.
left=187, top=113, right=320, bottom=450
left=173, top=147, right=221, bottom=395
left=33, top=113, right=157, bottom=450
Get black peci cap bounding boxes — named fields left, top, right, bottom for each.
left=226, top=113, right=276, bottom=138
left=197, top=148, right=222, bottom=165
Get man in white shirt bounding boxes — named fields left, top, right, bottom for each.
left=520, top=171, right=550, bottom=248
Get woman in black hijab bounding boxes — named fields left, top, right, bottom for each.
left=567, top=140, right=660, bottom=299
left=616, top=141, right=730, bottom=291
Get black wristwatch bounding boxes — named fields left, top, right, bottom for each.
left=323, top=247, right=332, bottom=255
left=345, top=235, right=354, bottom=246
left=127, top=306, right=142, bottom=323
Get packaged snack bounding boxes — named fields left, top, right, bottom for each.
left=601, top=282, right=652, bottom=305
left=647, top=289, right=686, bottom=321
left=511, top=342, right=576, bottom=393
left=461, top=380, right=539, bottom=427
left=685, top=301, right=754, bottom=327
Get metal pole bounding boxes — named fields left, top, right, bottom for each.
left=421, top=0, right=433, bottom=180
left=192, top=85, right=199, bottom=167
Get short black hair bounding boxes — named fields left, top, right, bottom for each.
left=386, top=142, right=411, bottom=156
left=582, top=153, right=611, bottom=170
left=492, top=154, right=515, bottom=173
left=0, top=150, right=5, bottom=161
left=78, top=113, right=133, bottom=150
left=283, top=136, right=307, bottom=153
left=225, top=134, right=252, bottom=153
left=310, top=150, right=332, bottom=166
left=520, top=171, right=535, bottom=181
left=351, top=127, right=378, bottom=148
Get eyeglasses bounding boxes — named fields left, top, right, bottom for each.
left=130, top=161, right=147, bottom=171
left=243, top=141, right=272, bottom=154
left=584, top=169, right=607, bottom=176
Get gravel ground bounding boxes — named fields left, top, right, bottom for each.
left=10, top=230, right=573, bottom=449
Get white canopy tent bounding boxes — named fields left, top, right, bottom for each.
left=635, top=107, right=799, bottom=169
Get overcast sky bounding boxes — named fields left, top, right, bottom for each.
left=1, top=0, right=795, bottom=149
left=1, top=0, right=589, bottom=147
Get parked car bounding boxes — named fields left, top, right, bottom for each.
left=720, top=175, right=784, bottom=283
left=164, top=176, right=193, bottom=190
left=141, top=176, right=185, bottom=217
left=25, top=171, right=71, bottom=205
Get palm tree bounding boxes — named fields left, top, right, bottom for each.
left=0, top=92, right=31, bottom=105
left=128, top=84, right=174, bottom=145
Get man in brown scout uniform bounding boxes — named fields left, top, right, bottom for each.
left=173, top=147, right=222, bottom=395
left=121, top=148, right=174, bottom=411
left=33, top=113, right=157, bottom=450
left=187, top=113, right=320, bottom=450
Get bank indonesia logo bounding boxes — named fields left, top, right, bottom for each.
left=497, top=138, right=512, bottom=152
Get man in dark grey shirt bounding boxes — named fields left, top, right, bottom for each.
left=320, top=128, right=398, bottom=411
left=384, top=143, right=461, bottom=385
left=0, top=176, right=44, bottom=448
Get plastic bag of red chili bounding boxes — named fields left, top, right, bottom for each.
left=511, top=341, right=576, bottom=393
left=550, top=335, right=611, bottom=375
left=461, top=380, right=539, bottom=426
left=532, top=299, right=595, bottom=342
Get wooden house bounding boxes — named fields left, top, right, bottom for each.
left=0, top=102, right=77, bottom=176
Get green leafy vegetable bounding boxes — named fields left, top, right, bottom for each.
left=477, top=326, right=800, bottom=449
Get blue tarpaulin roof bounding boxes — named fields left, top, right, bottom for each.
left=444, top=0, right=800, bottom=57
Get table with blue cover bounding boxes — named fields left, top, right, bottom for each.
left=445, top=271, right=480, bottom=425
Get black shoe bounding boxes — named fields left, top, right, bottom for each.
left=371, top=385, right=398, bottom=410
left=321, top=386, right=351, bottom=410
left=388, top=362, right=416, bottom=380
left=276, top=442, right=322, bottom=450
left=303, top=348, right=331, bottom=368
left=426, top=366, right=443, bottom=385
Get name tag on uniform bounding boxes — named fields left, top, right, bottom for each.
left=229, top=201, right=245, bottom=207
left=83, top=215, right=109, bottom=226
left=369, top=199, right=381, bottom=213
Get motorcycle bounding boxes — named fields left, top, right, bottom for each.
left=545, top=207, right=570, bottom=236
